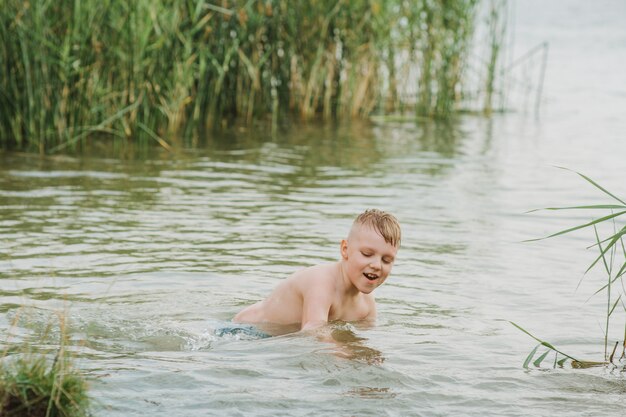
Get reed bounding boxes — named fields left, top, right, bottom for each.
left=483, top=0, right=507, bottom=115
left=517, top=169, right=626, bottom=369
left=0, top=312, right=90, bottom=417
left=0, top=0, right=506, bottom=154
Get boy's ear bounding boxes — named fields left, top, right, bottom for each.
left=340, top=239, right=348, bottom=259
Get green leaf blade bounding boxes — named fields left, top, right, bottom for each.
left=533, top=350, right=550, bottom=367
left=524, top=210, right=626, bottom=243
left=523, top=344, right=540, bottom=369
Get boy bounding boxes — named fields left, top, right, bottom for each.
left=233, top=209, right=401, bottom=333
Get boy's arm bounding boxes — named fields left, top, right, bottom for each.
left=362, top=295, right=377, bottom=325
left=368, top=296, right=377, bottom=319
left=300, top=290, right=332, bottom=331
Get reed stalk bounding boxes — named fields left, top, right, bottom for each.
left=483, top=0, right=507, bottom=115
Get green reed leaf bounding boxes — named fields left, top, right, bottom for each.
left=557, top=357, right=568, bottom=367
left=510, top=321, right=541, bottom=343
left=617, top=236, right=626, bottom=278
left=524, top=211, right=626, bottom=242
left=533, top=350, right=550, bottom=367
left=509, top=321, right=580, bottom=362
left=523, top=344, right=540, bottom=369
left=49, top=100, right=141, bottom=153
left=555, top=167, right=626, bottom=205
left=576, top=173, right=626, bottom=206
left=137, top=122, right=172, bottom=152
left=609, top=295, right=622, bottom=317
left=592, top=224, right=612, bottom=276
left=585, top=228, right=626, bottom=275
left=589, top=274, right=622, bottom=299
left=586, top=226, right=626, bottom=250
left=203, top=2, right=234, bottom=15
left=527, top=204, right=626, bottom=213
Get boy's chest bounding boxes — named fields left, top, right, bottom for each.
left=328, top=297, right=370, bottom=322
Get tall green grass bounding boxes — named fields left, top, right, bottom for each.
left=0, top=0, right=504, bottom=153
left=516, top=169, right=626, bottom=369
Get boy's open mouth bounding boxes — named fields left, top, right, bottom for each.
left=364, top=273, right=379, bottom=281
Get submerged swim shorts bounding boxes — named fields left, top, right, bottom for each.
left=214, top=323, right=271, bottom=339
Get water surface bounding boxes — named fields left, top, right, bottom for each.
left=2, top=1, right=626, bottom=416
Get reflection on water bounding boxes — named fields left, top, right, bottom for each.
left=346, top=386, right=396, bottom=399
left=329, top=325, right=385, bottom=366
left=0, top=118, right=475, bottom=285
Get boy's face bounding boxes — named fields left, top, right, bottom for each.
left=340, top=224, right=398, bottom=294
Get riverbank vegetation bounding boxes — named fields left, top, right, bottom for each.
left=0, top=313, right=90, bottom=417
left=0, top=0, right=508, bottom=153
left=516, top=170, right=626, bottom=369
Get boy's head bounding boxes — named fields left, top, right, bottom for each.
left=352, top=209, right=401, bottom=248
left=340, top=209, right=401, bottom=294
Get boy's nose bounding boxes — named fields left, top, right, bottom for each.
left=369, top=259, right=382, bottom=270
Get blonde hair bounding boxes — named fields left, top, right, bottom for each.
left=353, top=209, right=401, bottom=247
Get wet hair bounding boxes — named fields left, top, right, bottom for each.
left=353, top=209, right=401, bottom=247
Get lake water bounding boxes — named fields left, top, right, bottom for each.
left=2, top=1, right=626, bottom=416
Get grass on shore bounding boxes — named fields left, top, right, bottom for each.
left=0, top=313, right=90, bottom=417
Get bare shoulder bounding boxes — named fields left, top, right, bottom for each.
left=292, top=264, right=336, bottom=296
left=292, top=263, right=338, bottom=286
left=269, top=263, right=337, bottom=299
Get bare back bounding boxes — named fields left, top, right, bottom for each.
left=233, top=262, right=375, bottom=328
